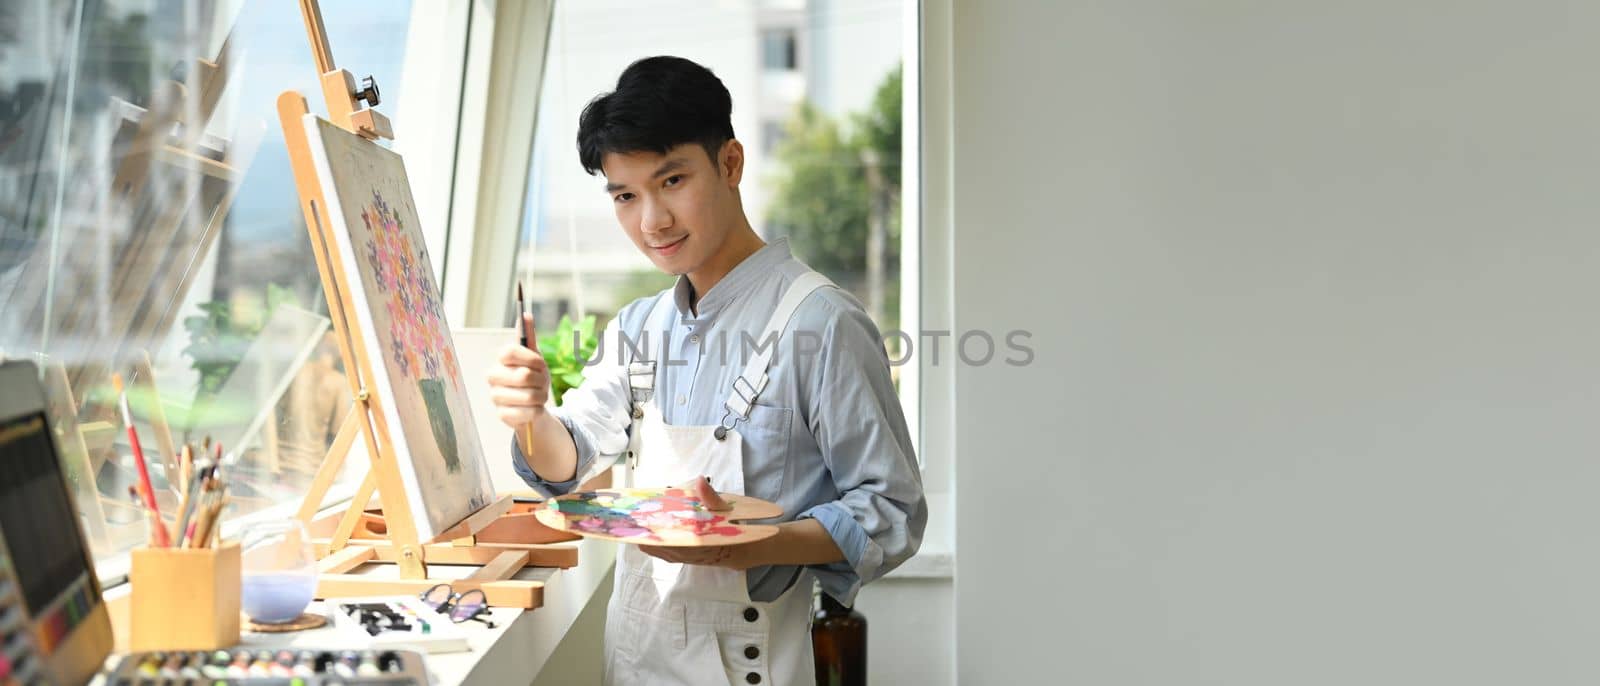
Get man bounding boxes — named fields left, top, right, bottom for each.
left=488, top=56, right=924, bottom=686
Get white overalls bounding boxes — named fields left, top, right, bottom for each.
left=598, top=272, right=834, bottom=686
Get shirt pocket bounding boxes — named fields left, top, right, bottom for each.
left=736, top=402, right=793, bottom=506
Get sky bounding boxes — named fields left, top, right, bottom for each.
left=220, top=1, right=412, bottom=245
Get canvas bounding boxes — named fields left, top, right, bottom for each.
left=301, top=115, right=493, bottom=542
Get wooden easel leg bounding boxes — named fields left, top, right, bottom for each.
left=44, top=363, right=112, bottom=550
left=330, top=468, right=377, bottom=553
left=395, top=543, right=428, bottom=581
left=295, top=405, right=357, bottom=524
left=466, top=551, right=532, bottom=582
left=317, top=545, right=376, bottom=575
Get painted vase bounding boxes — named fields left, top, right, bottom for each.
left=417, top=378, right=461, bottom=472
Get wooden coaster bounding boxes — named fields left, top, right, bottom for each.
left=244, top=612, right=328, bottom=633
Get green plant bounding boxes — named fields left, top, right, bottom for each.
left=767, top=65, right=903, bottom=331
left=538, top=313, right=599, bottom=406
left=182, top=283, right=300, bottom=396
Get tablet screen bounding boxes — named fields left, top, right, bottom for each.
left=0, top=411, right=96, bottom=615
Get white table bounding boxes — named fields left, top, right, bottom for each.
left=100, top=536, right=616, bottom=686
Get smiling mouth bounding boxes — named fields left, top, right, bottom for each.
left=651, top=236, right=688, bottom=251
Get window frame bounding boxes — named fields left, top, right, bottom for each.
left=0, top=1, right=482, bottom=588
left=468, top=0, right=943, bottom=490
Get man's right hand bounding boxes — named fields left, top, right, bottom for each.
left=488, top=312, right=550, bottom=429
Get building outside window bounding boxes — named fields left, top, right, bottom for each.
left=761, top=27, right=798, bottom=72
left=516, top=0, right=910, bottom=393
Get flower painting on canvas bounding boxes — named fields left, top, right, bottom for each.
left=304, top=115, right=493, bottom=541
left=360, top=192, right=462, bottom=473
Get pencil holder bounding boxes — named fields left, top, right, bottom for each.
left=129, top=542, right=241, bottom=651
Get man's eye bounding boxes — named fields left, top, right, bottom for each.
left=614, top=193, right=634, bottom=203
left=664, top=175, right=682, bottom=187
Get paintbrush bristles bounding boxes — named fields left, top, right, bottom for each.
left=112, top=373, right=133, bottom=425
left=516, top=281, right=529, bottom=346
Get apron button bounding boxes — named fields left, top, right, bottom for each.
left=745, top=673, right=761, bottom=684
left=744, top=645, right=759, bottom=659
left=742, top=607, right=759, bottom=622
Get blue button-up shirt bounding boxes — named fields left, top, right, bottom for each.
left=512, top=239, right=926, bottom=603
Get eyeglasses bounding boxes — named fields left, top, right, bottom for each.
left=420, top=583, right=496, bottom=628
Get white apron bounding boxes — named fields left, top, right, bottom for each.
left=600, top=272, right=833, bottom=686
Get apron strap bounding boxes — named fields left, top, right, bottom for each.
left=625, top=291, right=678, bottom=412
left=717, top=271, right=834, bottom=438
left=610, top=291, right=676, bottom=484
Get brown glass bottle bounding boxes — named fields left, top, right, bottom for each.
left=812, top=592, right=867, bottom=686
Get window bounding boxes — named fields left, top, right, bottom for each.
left=0, top=1, right=418, bottom=572
left=762, top=118, right=787, bottom=156
left=513, top=0, right=913, bottom=417
left=761, top=27, right=799, bottom=72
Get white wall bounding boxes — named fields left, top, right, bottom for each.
left=855, top=575, right=953, bottom=684
left=952, top=1, right=1600, bottom=684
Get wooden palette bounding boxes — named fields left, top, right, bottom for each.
left=534, top=488, right=783, bottom=547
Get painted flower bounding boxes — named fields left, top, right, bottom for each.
left=358, top=191, right=460, bottom=388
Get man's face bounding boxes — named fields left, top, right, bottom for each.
left=601, top=141, right=740, bottom=276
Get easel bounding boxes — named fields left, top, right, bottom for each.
left=40, top=361, right=116, bottom=551
left=277, top=0, right=575, bottom=609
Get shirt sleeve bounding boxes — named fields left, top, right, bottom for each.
left=796, top=298, right=927, bottom=605
left=510, top=316, right=636, bottom=496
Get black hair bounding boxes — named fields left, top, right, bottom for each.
left=576, top=56, right=736, bottom=176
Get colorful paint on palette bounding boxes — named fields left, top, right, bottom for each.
left=548, top=488, right=745, bottom=542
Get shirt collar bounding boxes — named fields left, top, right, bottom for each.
left=672, top=238, right=792, bottom=320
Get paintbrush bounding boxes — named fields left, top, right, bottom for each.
left=179, top=444, right=193, bottom=499
left=516, top=282, right=536, bottom=458
left=127, top=486, right=153, bottom=547
left=173, top=459, right=208, bottom=548
left=180, top=477, right=213, bottom=548
left=128, top=485, right=167, bottom=548
left=193, top=481, right=228, bottom=549
left=209, top=491, right=228, bottom=547
left=186, top=476, right=214, bottom=548
left=114, top=374, right=170, bottom=547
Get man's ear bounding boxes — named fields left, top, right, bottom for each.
left=719, top=139, right=745, bottom=187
